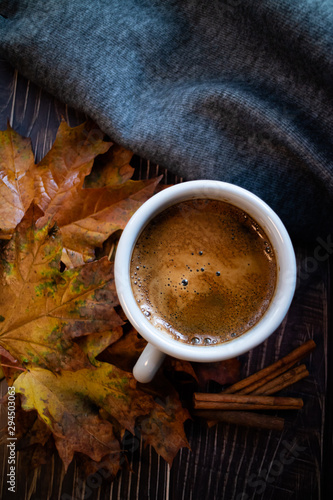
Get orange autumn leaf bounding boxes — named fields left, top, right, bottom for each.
left=52, top=176, right=162, bottom=267
left=104, top=330, right=191, bottom=463
left=101, top=326, right=147, bottom=372
left=164, top=357, right=198, bottom=381
left=83, top=143, right=134, bottom=188
left=139, top=397, right=190, bottom=465
left=0, top=125, right=35, bottom=239
left=193, top=358, right=241, bottom=388
left=0, top=121, right=110, bottom=240
left=0, top=205, right=123, bottom=371
left=1, top=121, right=161, bottom=267
left=137, top=374, right=191, bottom=464
left=33, top=122, right=161, bottom=267
left=34, top=120, right=111, bottom=215
left=77, top=326, right=124, bottom=366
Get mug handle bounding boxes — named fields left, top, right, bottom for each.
left=133, top=343, right=166, bottom=383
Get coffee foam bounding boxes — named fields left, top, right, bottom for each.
left=130, top=199, right=277, bottom=345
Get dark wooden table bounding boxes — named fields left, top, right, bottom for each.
left=0, top=57, right=332, bottom=500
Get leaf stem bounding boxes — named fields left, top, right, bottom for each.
left=0, top=363, right=26, bottom=372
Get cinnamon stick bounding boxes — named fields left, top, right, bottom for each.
left=252, top=364, right=309, bottom=395
left=222, top=339, right=315, bottom=395
left=193, top=410, right=285, bottom=431
left=194, top=393, right=303, bottom=408
left=232, top=360, right=296, bottom=395
left=200, top=340, right=314, bottom=429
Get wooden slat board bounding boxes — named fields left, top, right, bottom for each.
left=0, top=56, right=332, bottom=500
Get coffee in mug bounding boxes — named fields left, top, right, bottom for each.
left=130, top=199, right=277, bottom=346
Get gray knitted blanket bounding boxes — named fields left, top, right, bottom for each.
left=1, top=0, right=333, bottom=242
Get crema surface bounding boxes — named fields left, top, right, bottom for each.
left=130, top=199, right=277, bottom=345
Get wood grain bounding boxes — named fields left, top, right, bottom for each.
left=0, top=56, right=331, bottom=500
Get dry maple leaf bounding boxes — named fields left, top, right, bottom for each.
left=33, top=120, right=111, bottom=215
left=101, top=327, right=191, bottom=463
left=14, top=366, right=123, bottom=472
left=193, top=358, right=241, bottom=389
left=13, top=362, right=190, bottom=471
left=15, top=363, right=155, bottom=432
left=52, top=176, right=162, bottom=267
left=139, top=398, right=190, bottom=465
left=13, top=362, right=157, bottom=472
left=101, top=326, right=147, bottom=372
left=0, top=204, right=123, bottom=371
left=0, top=121, right=162, bottom=267
left=77, top=326, right=124, bottom=366
left=83, top=143, right=134, bottom=188
left=33, top=120, right=161, bottom=267
left=164, top=357, right=198, bottom=381
left=0, top=124, right=35, bottom=239
left=138, top=372, right=191, bottom=465
left=0, top=121, right=110, bottom=241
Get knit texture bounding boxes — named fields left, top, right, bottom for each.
left=1, top=0, right=332, bottom=242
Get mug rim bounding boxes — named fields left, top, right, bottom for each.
left=114, top=180, right=296, bottom=361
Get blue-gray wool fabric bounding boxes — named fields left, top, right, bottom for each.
left=0, top=0, right=332, bottom=243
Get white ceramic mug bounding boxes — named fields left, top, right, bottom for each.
left=114, top=180, right=296, bottom=383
